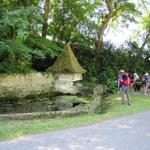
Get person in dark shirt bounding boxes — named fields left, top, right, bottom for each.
left=141, top=72, right=150, bottom=95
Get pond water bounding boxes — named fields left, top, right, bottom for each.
left=0, top=93, right=61, bottom=114
left=0, top=93, right=92, bottom=114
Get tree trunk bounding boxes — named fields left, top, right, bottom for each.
left=95, top=13, right=113, bottom=81
left=140, top=33, right=149, bottom=50
left=10, top=27, right=16, bottom=39
left=95, top=1, right=114, bottom=81
left=97, top=13, right=113, bottom=49
left=42, top=0, right=50, bottom=38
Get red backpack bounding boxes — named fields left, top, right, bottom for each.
left=122, top=72, right=130, bottom=86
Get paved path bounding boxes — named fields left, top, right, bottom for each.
left=0, top=111, right=150, bottom=150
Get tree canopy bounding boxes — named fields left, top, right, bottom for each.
left=0, top=0, right=150, bottom=91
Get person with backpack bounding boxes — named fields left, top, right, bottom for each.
left=118, top=70, right=124, bottom=91
left=133, top=72, right=139, bottom=81
left=133, top=72, right=140, bottom=91
left=128, top=72, right=134, bottom=88
left=141, top=72, right=150, bottom=95
left=118, top=70, right=131, bottom=105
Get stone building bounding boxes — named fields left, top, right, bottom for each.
left=51, top=43, right=86, bottom=94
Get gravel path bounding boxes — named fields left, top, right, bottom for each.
left=0, top=110, right=150, bottom=150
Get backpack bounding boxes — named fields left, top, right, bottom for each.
left=128, top=73, right=134, bottom=83
left=121, top=72, right=130, bottom=86
left=141, top=75, right=148, bottom=84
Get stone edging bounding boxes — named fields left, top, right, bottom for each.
left=0, top=96, right=101, bottom=120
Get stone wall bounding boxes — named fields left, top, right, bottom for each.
left=0, top=72, right=106, bottom=97
left=0, top=73, right=55, bottom=97
left=0, top=73, right=104, bottom=118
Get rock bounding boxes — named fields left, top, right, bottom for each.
left=78, top=86, right=93, bottom=96
left=93, top=84, right=105, bottom=95
left=54, top=96, right=80, bottom=110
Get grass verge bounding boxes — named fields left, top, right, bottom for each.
left=0, top=93, right=150, bottom=141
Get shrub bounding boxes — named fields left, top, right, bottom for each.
left=25, top=35, right=63, bottom=59
left=0, top=39, right=32, bottom=73
left=72, top=43, right=96, bottom=83
left=25, top=35, right=64, bottom=71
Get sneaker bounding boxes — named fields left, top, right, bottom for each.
left=121, top=102, right=125, bottom=105
left=128, top=102, right=131, bottom=105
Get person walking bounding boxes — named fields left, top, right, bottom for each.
left=118, top=70, right=131, bottom=105
left=133, top=72, right=139, bottom=81
left=118, top=70, right=124, bottom=92
left=141, top=72, right=150, bottom=95
left=133, top=72, right=140, bottom=91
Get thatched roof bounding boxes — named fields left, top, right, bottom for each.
left=51, top=43, right=86, bottom=74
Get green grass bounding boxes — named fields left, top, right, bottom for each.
left=0, top=93, right=150, bottom=141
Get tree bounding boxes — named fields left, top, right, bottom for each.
left=128, top=0, right=150, bottom=50
left=94, top=0, right=136, bottom=79
left=42, top=0, right=51, bottom=38
left=96, top=0, right=136, bottom=49
left=140, top=13, right=150, bottom=49
left=48, top=0, right=96, bottom=44
left=0, top=0, right=42, bottom=40
left=0, top=0, right=5, bottom=17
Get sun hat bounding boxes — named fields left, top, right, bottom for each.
left=145, top=72, right=149, bottom=76
left=119, top=69, right=124, bottom=73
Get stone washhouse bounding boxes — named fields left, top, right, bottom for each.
left=51, top=43, right=86, bottom=94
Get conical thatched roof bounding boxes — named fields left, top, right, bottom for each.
left=51, top=43, right=86, bottom=74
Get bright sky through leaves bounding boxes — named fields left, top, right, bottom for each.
left=105, top=0, right=150, bottom=48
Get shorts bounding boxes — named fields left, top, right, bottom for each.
left=142, top=80, right=149, bottom=87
